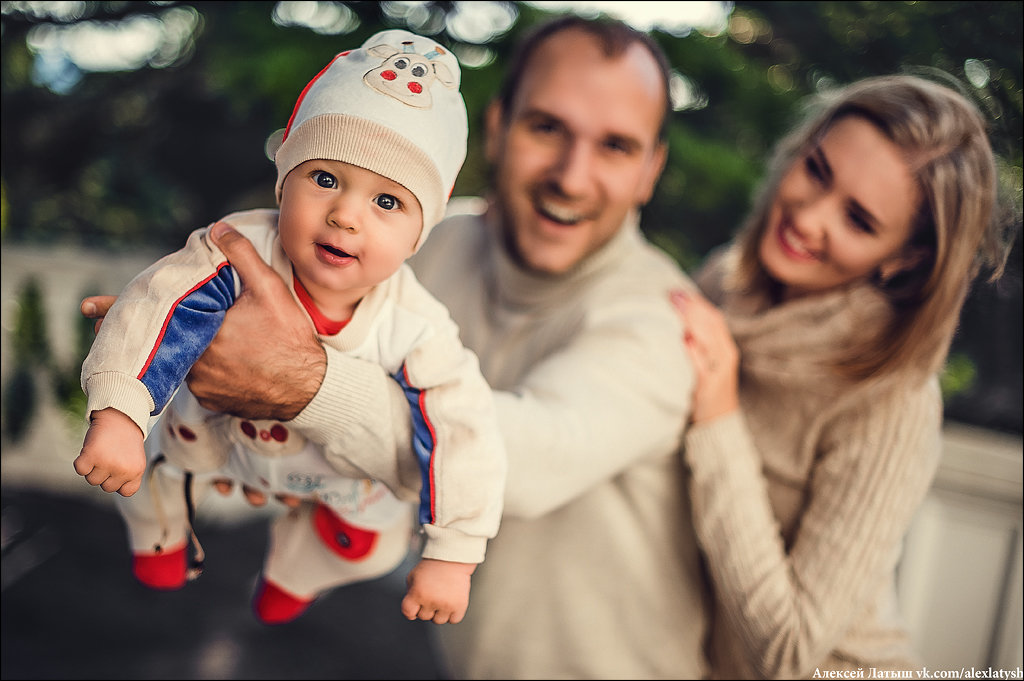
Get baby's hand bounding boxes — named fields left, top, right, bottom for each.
left=401, top=558, right=476, bottom=624
left=74, top=408, right=146, bottom=497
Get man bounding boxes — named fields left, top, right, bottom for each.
left=86, top=15, right=708, bottom=679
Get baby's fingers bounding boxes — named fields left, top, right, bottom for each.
left=117, top=475, right=143, bottom=497
left=98, top=470, right=138, bottom=495
left=73, top=453, right=95, bottom=478
left=401, top=594, right=428, bottom=621
left=401, top=595, right=457, bottom=624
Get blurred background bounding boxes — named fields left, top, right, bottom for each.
left=1, top=2, right=1021, bottom=679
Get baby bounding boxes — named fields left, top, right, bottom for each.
left=75, top=29, right=505, bottom=625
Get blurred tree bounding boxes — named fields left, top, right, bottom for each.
left=1, top=0, right=1020, bottom=431
left=50, top=283, right=106, bottom=422
left=2, top=278, right=49, bottom=442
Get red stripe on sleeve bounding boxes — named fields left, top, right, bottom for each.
left=412, top=366, right=439, bottom=523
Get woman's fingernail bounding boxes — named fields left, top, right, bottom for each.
left=82, top=302, right=96, bottom=315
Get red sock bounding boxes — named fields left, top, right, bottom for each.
left=132, top=544, right=187, bottom=590
left=253, top=579, right=313, bottom=624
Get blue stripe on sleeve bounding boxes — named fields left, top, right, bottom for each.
left=139, top=264, right=237, bottom=414
left=392, top=366, right=435, bottom=525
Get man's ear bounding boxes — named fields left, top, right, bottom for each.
left=484, top=100, right=504, bottom=164
left=636, top=141, right=668, bottom=206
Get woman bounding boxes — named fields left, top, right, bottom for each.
left=673, top=74, right=1017, bottom=678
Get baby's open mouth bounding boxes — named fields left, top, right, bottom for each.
left=319, top=243, right=353, bottom=258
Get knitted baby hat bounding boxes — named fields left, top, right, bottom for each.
left=269, top=29, right=467, bottom=250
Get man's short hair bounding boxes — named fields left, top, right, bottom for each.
left=496, top=14, right=673, bottom=140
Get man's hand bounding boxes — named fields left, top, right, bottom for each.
left=184, top=221, right=326, bottom=419
left=81, top=296, right=117, bottom=334
left=82, top=222, right=327, bottom=421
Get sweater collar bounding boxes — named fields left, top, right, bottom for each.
left=726, top=281, right=895, bottom=388
left=483, top=208, right=643, bottom=312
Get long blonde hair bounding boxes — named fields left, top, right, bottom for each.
left=729, top=74, right=1016, bottom=380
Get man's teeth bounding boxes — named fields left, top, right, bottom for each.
left=538, top=200, right=584, bottom=225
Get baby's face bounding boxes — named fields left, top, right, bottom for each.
left=278, top=159, right=422, bottom=318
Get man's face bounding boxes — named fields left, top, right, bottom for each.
left=486, top=29, right=668, bottom=275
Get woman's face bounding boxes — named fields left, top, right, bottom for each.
left=759, top=115, right=922, bottom=301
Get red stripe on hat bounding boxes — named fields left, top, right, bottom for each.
left=283, top=51, right=350, bottom=142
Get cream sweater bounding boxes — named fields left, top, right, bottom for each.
left=294, top=207, right=710, bottom=679
left=685, top=252, right=943, bottom=679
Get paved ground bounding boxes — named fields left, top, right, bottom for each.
left=1, top=485, right=447, bottom=680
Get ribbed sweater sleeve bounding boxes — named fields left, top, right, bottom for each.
left=495, top=293, right=693, bottom=519
left=684, top=378, right=942, bottom=678
left=292, top=347, right=411, bottom=469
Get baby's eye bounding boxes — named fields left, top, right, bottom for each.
left=311, top=171, right=337, bottom=188
left=375, top=194, right=399, bottom=211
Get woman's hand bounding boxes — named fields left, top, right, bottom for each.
left=670, top=290, right=740, bottom=424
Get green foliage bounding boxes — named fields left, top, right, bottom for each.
left=2, top=278, right=49, bottom=442
left=52, top=290, right=103, bottom=422
left=2, top=365, right=38, bottom=443
left=1, top=1, right=1020, bottom=431
left=940, top=352, right=978, bottom=401
left=1, top=278, right=98, bottom=441
left=10, top=277, right=51, bottom=366
left=2, top=1, right=1019, bottom=259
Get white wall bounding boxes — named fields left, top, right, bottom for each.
left=898, top=422, right=1023, bottom=671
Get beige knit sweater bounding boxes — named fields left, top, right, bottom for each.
left=295, top=207, right=710, bottom=679
left=685, top=252, right=943, bottom=679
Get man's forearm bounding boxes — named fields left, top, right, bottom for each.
left=292, top=346, right=418, bottom=494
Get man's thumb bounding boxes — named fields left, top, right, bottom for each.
left=209, top=221, right=268, bottom=290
